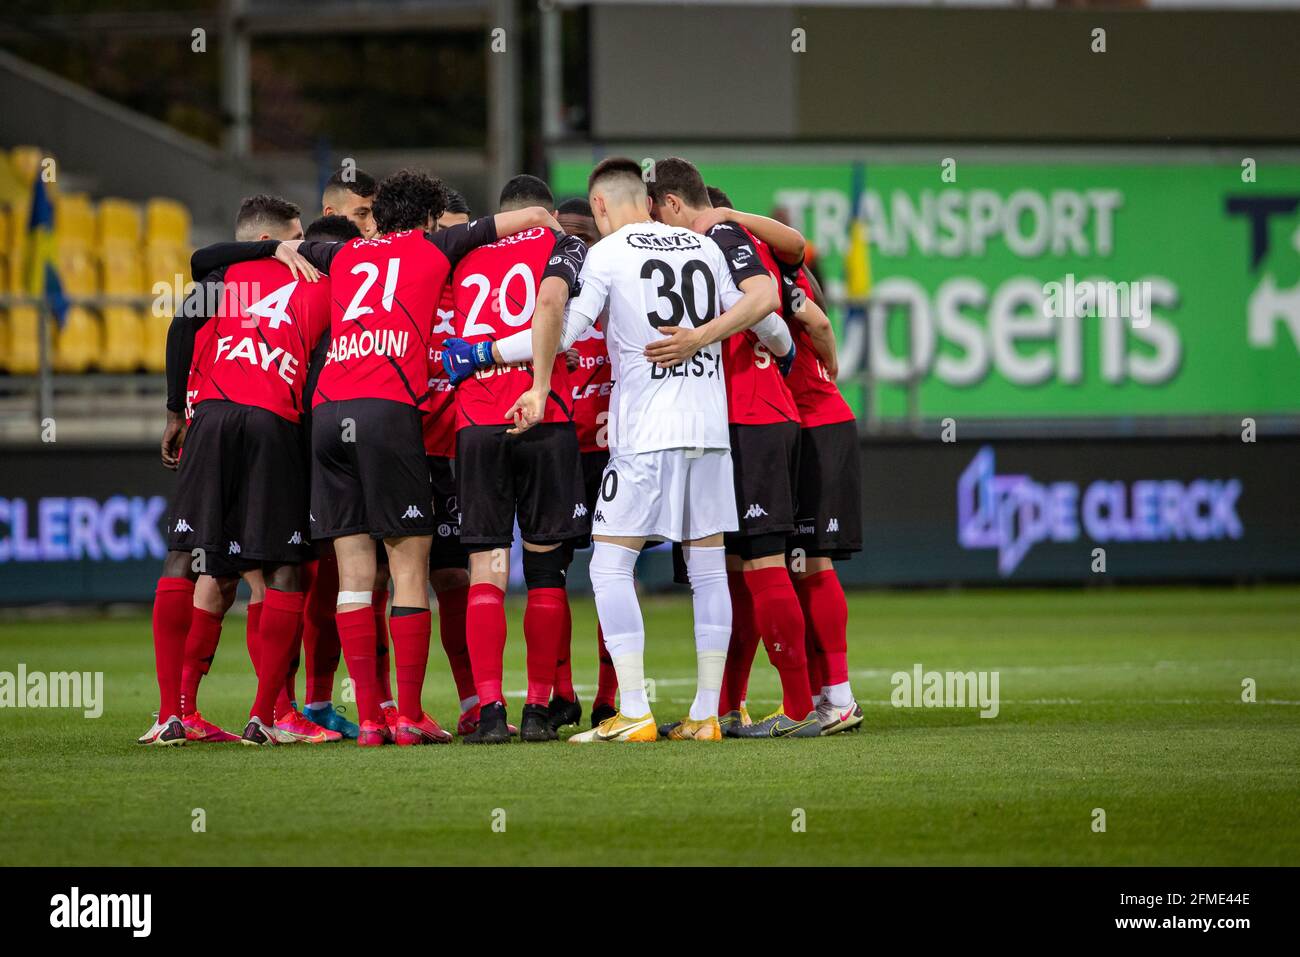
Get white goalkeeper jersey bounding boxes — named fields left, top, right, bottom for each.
left=564, top=221, right=740, bottom=455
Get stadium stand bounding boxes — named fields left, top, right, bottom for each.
left=0, top=145, right=193, bottom=376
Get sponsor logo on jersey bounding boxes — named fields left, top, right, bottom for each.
left=573, top=503, right=588, bottom=519
left=483, top=226, right=547, bottom=248
left=402, top=505, right=425, bottom=520
left=227, top=541, right=241, bottom=555
left=827, top=518, right=840, bottom=533
left=173, top=519, right=193, bottom=533
left=437, top=523, right=452, bottom=538
left=744, top=504, right=768, bottom=519
left=287, top=531, right=302, bottom=545
left=626, top=231, right=702, bottom=251
left=593, top=509, right=606, bottom=523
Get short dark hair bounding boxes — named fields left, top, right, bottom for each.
left=372, top=168, right=447, bottom=234
left=235, top=194, right=300, bottom=239
left=498, top=174, right=554, bottom=212
left=325, top=167, right=376, bottom=199
left=304, top=214, right=362, bottom=243
left=557, top=197, right=593, bottom=218
left=706, top=185, right=733, bottom=209
left=648, top=157, right=709, bottom=208
left=443, top=188, right=471, bottom=216
left=587, top=156, right=644, bottom=194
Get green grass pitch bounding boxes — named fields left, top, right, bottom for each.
left=1, top=586, right=1297, bottom=866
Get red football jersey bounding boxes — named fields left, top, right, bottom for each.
left=706, top=224, right=800, bottom=427
left=306, top=220, right=497, bottom=408
left=421, top=282, right=458, bottom=457
left=783, top=267, right=853, bottom=428
left=185, top=322, right=215, bottom=425
left=568, top=317, right=612, bottom=452
left=193, top=259, right=331, bottom=423
left=450, top=226, right=573, bottom=430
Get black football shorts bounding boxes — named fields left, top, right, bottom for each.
left=789, top=419, right=862, bottom=560
left=724, top=420, right=800, bottom=560
left=167, top=400, right=309, bottom=566
left=427, top=454, right=467, bottom=570
left=310, top=398, right=434, bottom=540
left=456, top=423, right=589, bottom=550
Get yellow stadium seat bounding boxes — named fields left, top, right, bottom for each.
left=144, top=244, right=190, bottom=293
left=56, top=245, right=98, bottom=296
left=9, top=146, right=43, bottom=186
left=2, top=305, right=41, bottom=374
left=142, top=306, right=169, bottom=373
left=101, top=246, right=145, bottom=295
left=145, top=198, right=191, bottom=247
left=100, top=306, right=146, bottom=372
left=98, top=198, right=142, bottom=248
left=55, top=193, right=95, bottom=247
left=53, top=305, right=102, bottom=373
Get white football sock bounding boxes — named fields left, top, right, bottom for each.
left=589, top=542, right=649, bottom=718
left=685, top=545, right=731, bottom=720
left=827, top=681, right=853, bottom=708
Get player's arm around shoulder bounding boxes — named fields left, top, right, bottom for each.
left=642, top=242, right=779, bottom=369
left=505, top=233, right=590, bottom=433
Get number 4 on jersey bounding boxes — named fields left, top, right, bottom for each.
left=245, top=280, right=299, bottom=328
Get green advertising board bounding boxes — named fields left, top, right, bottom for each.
left=551, top=153, right=1300, bottom=421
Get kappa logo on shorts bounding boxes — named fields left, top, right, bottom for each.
left=593, top=510, right=606, bottom=523
left=173, top=519, right=193, bottom=533
left=827, top=517, right=840, bottom=533
left=743, top=503, right=768, bottom=520
left=287, top=531, right=302, bottom=545
left=573, top=502, right=588, bottom=519
left=402, top=505, right=425, bottom=519
left=227, top=541, right=241, bottom=555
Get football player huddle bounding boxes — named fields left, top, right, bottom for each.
left=139, top=155, right=863, bottom=749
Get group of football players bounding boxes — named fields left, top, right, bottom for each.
left=139, top=154, right=863, bottom=748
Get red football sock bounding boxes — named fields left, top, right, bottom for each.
left=336, top=606, right=381, bottom=724
left=250, top=589, right=305, bottom=723
left=436, top=585, right=476, bottom=703
left=245, top=601, right=263, bottom=670
left=152, top=577, right=195, bottom=721
left=389, top=608, right=431, bottom=719
left=466, top=583, right=507, bottom=706
left=276, top=618, right=302, bottom=718
left=796, top=569, right=849, bottom=687
left=805, top=622, right=825, bottom=696
left=524, top=587, right=566, bottom=706
left=372, top=590, right=393, bottom=705
left=594, top=624, right=618, bottom=709
left=720, top=570, right=760, bottom=713
left=746, top=566, right=814, bottom=719
left=303, top=555, right=341, bottom=705
left=553, top=597, right=575, bottom=701
left=180, top=606, right=223, bottom=716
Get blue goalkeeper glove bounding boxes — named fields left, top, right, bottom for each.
left=774, top=340, right=796, bottom=378
left=441, top=338, right=495, bottom=386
